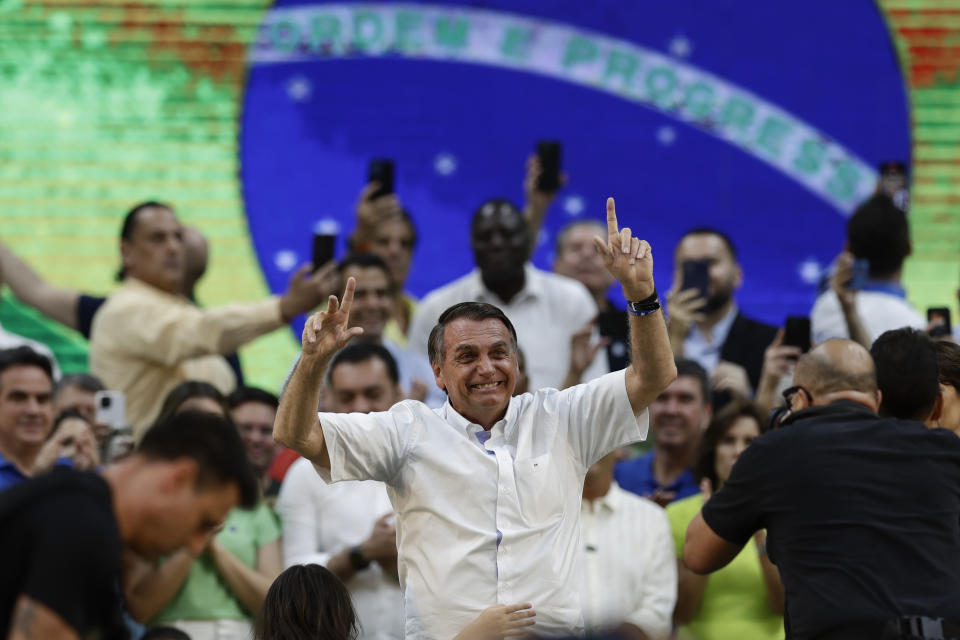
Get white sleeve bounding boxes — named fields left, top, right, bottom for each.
left=319, top=402, right=417, bottom=484
left=275, top=459, right=331, bottom=568
left=810, top=291, right=849, bottom=344
left=624, top=503, right=678, bottom=638
left=550, top=370, right=648, bottom=469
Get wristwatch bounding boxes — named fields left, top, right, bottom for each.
left=349, top=545, right=371, bottom=570
left=626, top=289, right=661, bottom=317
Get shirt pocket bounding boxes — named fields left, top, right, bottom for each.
left=515, top=453, right=564, bottom=525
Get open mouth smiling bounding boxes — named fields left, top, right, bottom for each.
left=470, top=381, right=502, bottom=390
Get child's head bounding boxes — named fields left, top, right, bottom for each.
left=257, top=564, right=359, bottom=640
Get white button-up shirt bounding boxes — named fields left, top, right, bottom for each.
left=580, top=483, right=677, bottom=639
left=407, top=264, right=608, bottom=392
left=317, top=370, right=648, bottom=640
left=276, top=458, right=404, bottom=640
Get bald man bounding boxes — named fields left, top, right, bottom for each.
left=683, top=339, right=960, bottom=640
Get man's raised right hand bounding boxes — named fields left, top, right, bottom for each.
left=301, top=277, right=364, bottom=360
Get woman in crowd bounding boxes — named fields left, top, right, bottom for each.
left=935, top=340, right=960, bottom=434
left=666, top=400, right=784, bottom=640
left=256, top=564, right=358, bottom=640
left=125, top=381, right=282, bottom=640
left=34, top=409, right=100, bottom=472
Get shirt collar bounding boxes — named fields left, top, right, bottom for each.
left=442, top=396, right=519, bottom=441
left=594, top=481, right=625, bottom=512
left=687, top=304, right=738, bottom=346
left=860, top=280, right=907, bottom=298
left=467, top=264, right=541, bottom=305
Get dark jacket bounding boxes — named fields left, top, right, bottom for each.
left=720, top=312, right=779, bottom=391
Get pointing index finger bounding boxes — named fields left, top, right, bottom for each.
left=606, top=197, right=619, bottom=240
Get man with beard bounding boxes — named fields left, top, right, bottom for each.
left=408, top=199, right=604, bottom=392
left=666, top=229, right=777, bottom=395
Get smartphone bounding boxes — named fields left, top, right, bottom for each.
left=878, top=161, right=909, bottom=211
left=783, top=316, right=811, bottom=354
left=312, top=233, right=336, bottom=272
left=94, top=390, right=126, bottom=431
left=368, top=159, right=395, bottom=200
left=535, top=140, right=562, bottom=192
left=848, top=259, right=870, bottom=291
left=681, top=259, right=710, bottom=304
left=928, top=307, right=952, bottom=338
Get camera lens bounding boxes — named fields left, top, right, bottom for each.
left=100, top=396, right=112, bottom=408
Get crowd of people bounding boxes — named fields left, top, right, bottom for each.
left=0, top=155, right=959, bottom=640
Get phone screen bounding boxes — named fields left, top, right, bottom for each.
left=368, top=159, right=395, bottom=200
left=313, top=234, right=336, bottom=272
left=535, top=141, right=561, bottom=192
left=928, top=307, right=952, bottom=337
left=848, top=259, right=870, bottom=291
left=783, top=316, right=811, bottom=353
left=681, top=259, right=710, bottom=304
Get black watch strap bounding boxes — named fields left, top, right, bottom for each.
left=349, top=545, right=371, bottom=570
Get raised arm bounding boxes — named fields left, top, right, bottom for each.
left=593, top=198, right=677, bottom=414
left=273, top=278, right=363, bottom=468
left=0, top=241, right=81, bottom=330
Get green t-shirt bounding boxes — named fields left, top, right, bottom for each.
left=666, top=494, right=784, bottom=640
left=150, top=502, right=281, bottom=623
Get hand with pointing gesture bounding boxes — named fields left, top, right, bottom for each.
left=301, top=277, right=364, bottom=360
left=592, top=197, right=656, bottom=301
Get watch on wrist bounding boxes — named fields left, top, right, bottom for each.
left=626, top=288, right=661, bottom=317
left=349, top=545, right=371, bottom=571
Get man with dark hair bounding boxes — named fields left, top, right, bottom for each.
left=666, top=227, right=777, bottom=395
left=338, top=252, right=442, bottom=406
left=0, top=410, right=257, bottom=640
left=0, top=346, right=56, bottom=491
left=228, top=385, right=281, bottom=493
left=408, top=197, right=605, bottom=392
left=614, top=359, right=713, bottom=507
left=89, top=201, right=336, bottom=437
left=277, top=341, right=404, bottom=640
left=811, top=194, right=925, bottom=345
left=871, top=328, right=942, bottom=425
left=684, top=339, right=960, bottom=639
left=276, top=199, right=676, bottom=638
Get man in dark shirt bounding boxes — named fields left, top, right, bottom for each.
left=0, top=410, right=258, bottom=640
left=683, top=338, right=960, bottom=640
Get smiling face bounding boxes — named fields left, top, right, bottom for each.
left=342, top=265, right=393, bottom=341
left=649, top=375, right=712, bottom=452
left=231, top=401, right=279, bottom=475
left=0, top=365, right=54, bottom=457
left=433, top=317, right=519, bottom=428
left=371, top=217, right=415, bottom=288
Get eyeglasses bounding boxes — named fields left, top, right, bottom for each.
left=781, top=385, right=810, bottom=406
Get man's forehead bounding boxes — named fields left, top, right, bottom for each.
left=330, top=358, right=392, bottom=388
left=445, top=318, right=512, bottom=347
left=0, top=366, right=53, bottom=391
left=343, top=265, right=389, bottom=287
left=675, top=233, right=734, bottom=263
left=133, top=206, right=180, bottom=235
left=658, top=375, right=703, bottom=399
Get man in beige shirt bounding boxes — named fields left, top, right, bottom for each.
left=90, top=202, right=333, bottom=437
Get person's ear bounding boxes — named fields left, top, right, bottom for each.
left=701, top=403, right=714, bottom=430
left=929, top=391, right=944, bottom=427
left=432, top=363, right=445, bottom=393
left=733, top=263, right=744, bottom=290
left=874, top=389, right=883, bottom=413
left=791, top=389, right=813, bottom=411
left=164, top=458, right=199, bottom=495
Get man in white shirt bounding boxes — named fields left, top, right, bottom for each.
left=811, top=194, right=925, bottom=345
left=275, top=198, right=677, bottom=640
left=580, top=450, right=676, bottom=639
left=408, top=198, right=606, bottom=392
left=277, top=342, right=404, bottom=640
